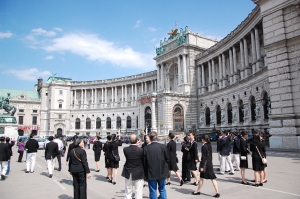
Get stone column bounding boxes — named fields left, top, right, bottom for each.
left=105, top=88, right=107, bottom=106
left=135, top=83, right=137, bottom=102
left=84, top=89, right=87, bottom=109
left=222, top=53, right=228, bottom=87
left=81, top=89, right=83, bottom=108
left=251, top=30, right=257, bottom=74
left=131, top=84, right=134, bottom=105
left=74, top=90, right=76, bottom=108
left=94, top=88, right=97, bottom=108
left=232, top=45, right=239, bottom=84
left=197, top=65, right=202, bottom=94
left=161, top=65, right=164, bottom=89
left=157, top=65, right=160, bottom=90
left=177, top=56, right=181, bottom=85
left=70, top=90, right=73, bottom=109
left=151, top=80, right=153, bottom=92
left=145, top=82, right=147, bottom=94
left=125, top=85, right=127, bottom=103
left=239, top=40, right=245, bottom=79
left=182, top=54, right=187, bottom=84
left=115, top=86, right=118, bottom=103
left=101, top=88, right=104, bottom=104
left=243, top=37, right=251, bottom=77
left=218, top=55, right=222, bottom=89
left=201, top=64, right=206, bottom=93
left=151, top=98, right=157, bottom=131
left=229, top=48, right=233, bottom=84
left=255, top=27, right=263, bottom=70
left=121, top=86, right=124, bottom=102
left=211, top=59, right=216, bottom=91
left=208, top=61, right=212, bottom=92
left=91, top=89, right=94, bottom=108
left=111, top=87, right=114, bottom=104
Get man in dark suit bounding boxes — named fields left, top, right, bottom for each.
left=0, top=136, right=10, bottom=180
left=121, top=134, right=144, bottom=199
left=143, top=131, right=169, bottom=199
left=45, top=136, right=58, bottom=178
left=219, top=131, right=235, bottom=175
left=25, top=134, right=39, bottom=173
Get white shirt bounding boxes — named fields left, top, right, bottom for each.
left=54, top=139, right=63, bottom=151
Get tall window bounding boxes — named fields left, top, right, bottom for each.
left=59, top=102, right=62, bottom=109
left=127, top=116, right=131, bottom=128
left=86, top=118, right=91, bottom=129
left=116, top=117, right=121, bottom=128
left=262, top=92, right=269, bottom=120
left=205, top=107, right=210, bottom=125
left=173, top=105, right=184, bottom=131
left=216, top=105, right=221, bottom=125
left=58, top=114, right=62, bottom=119
left=75, top=118, right=80, bottom=129
left=250, top=96, right=256, bottom=121
left=239, top=100, right=244, bottom=122
left=106, top=117, right=111, bottom=129
left=96, top=117, right=101, bottom=129
left=32, top=116, right=37, bottom=125
left=18, top=116, right=24, bottom=125
left=227, top=103, right=232, bottom=124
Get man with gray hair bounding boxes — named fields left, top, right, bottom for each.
left=143, top=131, right=169, bottom=199
left=121, top=134, right=144, bottom=199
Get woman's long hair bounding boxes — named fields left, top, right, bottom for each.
left=111, top=134, right=116, bottom=141
left=201, top=134, right=212, bottom=152
left=74, top=138, right=83, bottom=147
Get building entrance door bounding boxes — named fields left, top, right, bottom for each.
left=145, top=106, right=152, bottom=134
left=57, top=128, right=63, bottom=137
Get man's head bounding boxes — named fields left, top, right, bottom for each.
left=48, top=136, right=54, bottom=141
left=30, top=134, right=35, bottom=138
left=149, top=131, right=158, bottom=141
left=6, top=137, right=10, bottom=143
left=129, top=134, right=138, bottom=144
left=0, top=136, right=5, bottom=142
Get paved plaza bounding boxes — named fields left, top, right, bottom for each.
left=1, top=142, right=300, bottom=199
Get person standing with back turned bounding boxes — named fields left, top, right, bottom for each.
left=143, top=131, right=170, bottom=199
left=25, top=134, right=39, bottom=173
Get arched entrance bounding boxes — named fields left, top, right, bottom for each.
left=145, top=106, right=152, bottom=134
left=18, top=130, right=24, bottom=136
left=262, top=92, right=269, bottom=120
left=57, top=128, right=63, bottom=137
left=173, top=105, right=184, bottom=131
left=216, top=105, right=221, bottom=125
left=250, top=96, right=256, bottom=121
left=227, top=103, right=232, bottom=124
left=205, top=107, right=210, bottom=125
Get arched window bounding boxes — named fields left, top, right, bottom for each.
left=262, top=92, right=269, bottom=120
left=96, top=117, right=101, bottom=129
left=205, top=107, right=210, bottom=125
left=116, top=117, right=121, bottom=129
left=250, top=96, right=256, bottom=121
left=239, top=100, right=244, bottom=123
left=127, top=116, right=131, bottom=128
left=216, top=105, right=221, bottom=125
left=173, top=105, right=184, bottom=131
left=227, top=103, right=232, bottom=124
left=75, top=118, right=80, bottom=129
left=86, top=118, right=91, bottom=129
left=106, top=117, right=111, bottom=129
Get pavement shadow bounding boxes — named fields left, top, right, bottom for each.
left=171, top=186, right=212, bottom=197
left=60, top=179, right=73, bottom=186
left=94, top=174, right=111, bottom=182
left=58, top=194, right=73, bottom=199
left=40, top=171, right=49, bottom=177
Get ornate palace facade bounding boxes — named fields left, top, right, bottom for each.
left=1, top=0, right=300, bottom=149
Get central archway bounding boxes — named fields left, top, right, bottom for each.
left=173, top=104, right=184, bottom=131
left=57, top=128, right=63, bottom=137
left=145, top=107, right=152, bottom=134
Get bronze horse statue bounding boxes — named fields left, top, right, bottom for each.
left=0, top=93, right=17, bottom=116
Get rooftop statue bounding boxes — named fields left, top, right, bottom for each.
left=0, top=93, right=17, bottom=116
left=168, top=28, right=178, bottom=36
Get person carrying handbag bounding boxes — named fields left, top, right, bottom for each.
left=68, top=138, right=91, bottom=199
left=107, top=134, right=122, bottom=185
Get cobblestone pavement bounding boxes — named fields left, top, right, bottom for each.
left=1, top=142, right=300, bottom=199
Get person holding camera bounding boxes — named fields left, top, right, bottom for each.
left=107, top=134, right=122, bottom=185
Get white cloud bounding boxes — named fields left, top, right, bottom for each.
left=53, top=27, right=63, bottom=32
left=0, top=31, right=13, bottom=39
left=44, top=55, right=54, bottom=60
left=150, top=38, right=157, bottom=43
left=3, top=68, right=51, bottom=81
left=43, top=33, right=155, bottom=69
left=148, top=27, right=157, bottom=32
left=31, top=28, right=56, bottom=37
left=134, top=20, right=142, bottom=28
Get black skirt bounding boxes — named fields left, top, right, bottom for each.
left=252, top=156, right=265, bottom=171
left=190, top=160, right=197, bottom=171
left=240, top=155, right=248, bottom=168
left=199, top=163, right=216, bottom=179
left=94, top=151, right=101, bottom=162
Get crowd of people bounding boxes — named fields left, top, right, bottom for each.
left=0, top=129, right=268, bottom=199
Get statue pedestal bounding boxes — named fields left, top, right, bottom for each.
left=0, top=123, right=18, bottom=140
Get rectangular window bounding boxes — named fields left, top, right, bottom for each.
left=19, top=116, right=24, bottom=125
left=59, top=90, right=63, bottom=95
left=19, top=109, right=24, bottom=112
left=33, top=110, right=37, bottom=113
left=59, top=114, right=62, bottom=119
left=46, top=93, right=48, bottom=96
left=59, top=103, right=62, bottom=109
left=32, top=116, right=37, bottom=125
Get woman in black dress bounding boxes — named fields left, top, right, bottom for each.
left=187, top=131, right=199, bottom=186
left=166, top=132, right=184, bottom=186
left=181, top=136, right=191, bottom=182
left=251, top=134, right=266, bottom=187
left=68, top=138, right=91, bottom=199
left=259, top=132, right=267, bottom=183
left=92, top=136, right=102, bottom=172
left=192, top=134, right=220, bottom=198
left=240, top=131, right=250, bottom=185
left=141, top=134, right=150, bottom=187
left=103, top=135, right=111, bottom=179
left=107, top=134, right=122, bottom=185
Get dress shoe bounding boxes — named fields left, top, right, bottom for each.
left=192, top=191, right=200, bottom=195
left=180, top=179, right=184, bottom=186
left=106, top=176, right=109, bottom=179
left=263, top=180, right=267, bottom=183
left=25, top=171, right=29, bottom=173
left=217, top=172, right=224, bottom=175
left=192, top=182, right=198, bottom=186
left=250, top=180, right=255, bottom=182
left=213, top=193, right=220, bottom=198
left=228, top=172, right=234, bottom=175
left=57, top=168, right=61, bottom=171
left=166, top=182, right=171, bottom=185
left=95, top=170, right=100, bottom=172
left=259, top=183, right=263, bottom=186
left=1, top=175, right=6, bottom=180
left=241, top=181, right=249, bottom=185
left=112, top=182, right=116, bottom=185
left=30, top=171, right=34, bottom=173
left=253, top=184, right=259, bottom=187
left=108, top=179, right=112, bottom=183
left=49, top=174, right=53, bottom=178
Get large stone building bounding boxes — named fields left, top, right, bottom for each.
left=1, top=0, right=300, bottom=149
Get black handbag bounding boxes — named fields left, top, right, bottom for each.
left=112, top=151, right=120, bottom=162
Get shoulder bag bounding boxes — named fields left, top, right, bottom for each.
left=112, top=151, right=120, bottom=162
left=256, top=146, right=267, bottom=164
left=73, top=149, right=82, bottom=162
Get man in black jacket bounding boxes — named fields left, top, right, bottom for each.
left=0, top=136, right=10, bottom=180
left=5, top=137, right=15, bottom=176
left=122, top=134, right=144, bottom=199
left=218, top=131, right=235, bottom=175
left=143, top=131, right=169, bottom=199
left=45, top=136, right=58, bottom=178
left=25, top=134, right=39, bottom=173
left=231, top=132, right=241, bottom=171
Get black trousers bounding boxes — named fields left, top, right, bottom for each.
left=18, top=151, right=24, bottom=162
left=182, top=160, right=191, bottom=181
left=56, top=151, right=62, bottom=169
left=72, top=172, right=87, bottom=199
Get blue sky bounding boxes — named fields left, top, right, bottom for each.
left=0, top=0, right=256, bottom=91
